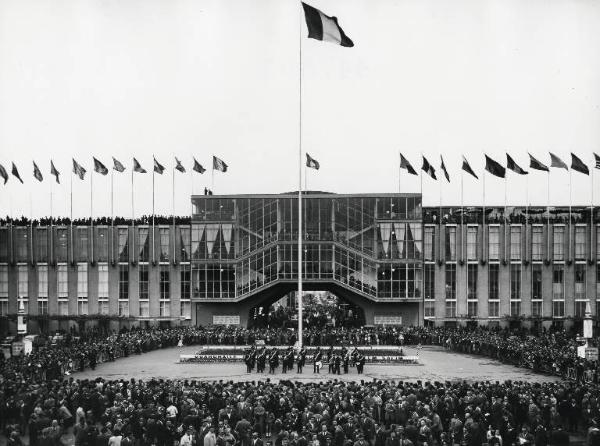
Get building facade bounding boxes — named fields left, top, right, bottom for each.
left=0, top=194, right=598, bottom=334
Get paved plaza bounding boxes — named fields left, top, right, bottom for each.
left=72, top=345, right=560, bottom=383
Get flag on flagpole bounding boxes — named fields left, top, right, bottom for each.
left=594, top=153, right=600, bottom=169
left=549, top=152, right=568, bottom=170
left=133, top=158, right=147, bottom=173
left=193, top=158, right=206, bottom=174
left=72, top=159, right=86, bottom=180
left=0, top=163, right=8, bottom=184
left=529, top=153, right=549, bottom=172
left=154, top=158, right=165, bottom=174
left=302, top=2, right=354, bottom=48
left=11, top=163, right=24, bottom=184
left=33, top=162, right=43, bottom=182
left=213, top=155, right=228, bottom=172
left=570, top=153, right=589, bottom=175
left=421, top=156, right=437, bottom=179
left=93, top=157, right=109, bottom=175
left=113, top=157, right=125, bottom=173
left=461, top=156, right=478, bottom=179
left=484, top=155, right=505, bottom=178
left=306, top=153, right=320, bottom=170
left=50, top=161, right=60, bottom=183
left=399, top=154, right=417, bottom=175
left=506, top=154, right=527, bottom=175
left=175, top=157, right=186, bottom=173
left=440, top=155, right=450, bottom=182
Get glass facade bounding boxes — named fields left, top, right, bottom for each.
left=191, top=194, right=422, bottom=300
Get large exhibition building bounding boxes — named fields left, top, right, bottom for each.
left=0, top=192, right=598, bottom=334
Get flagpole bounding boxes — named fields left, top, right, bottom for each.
left=569, top=168, right=572, bottom=261
left=172, top=158, right=176, bottom=262
left=131, top=167, right=134, bottom=222
left=297, top=8, right=304, bottom=349
left=439, top=157, right=442, bottom=258
left=483, top=165, right=486, bottom=261
left=111, top=166, right=114, bottom=224
left=525, top=172, right=529, bottom=261
left=399, top=152, right=401, bottom=193
left=547, top=171, right=550, bottom=259
left=152, top=156, right=156, bottom=264
left=460, top=159, right=464, bottom=263
left=70, top=164, right=73, bottom=222
left=591, top=163, right=594, bottom=261
left=91, top=161, right=94, bottom=261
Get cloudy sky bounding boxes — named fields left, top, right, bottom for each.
left=1, top=0, right=599, bottom=219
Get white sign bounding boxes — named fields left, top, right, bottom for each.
left=212, top=315, right=240, bottom=326
left=374, top=315, right=402, bottom=325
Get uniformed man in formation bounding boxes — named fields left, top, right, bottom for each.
left=256, top=347, right=266, bottom=373
left=244, top=346, right=256, bottom=373
left=297, top=346, right=307, bottom=373
left=282, top=346, right=294, bottom=373
left=313, top=346, right=323, bottom=373
left=268, top=348, right=279, bottom=374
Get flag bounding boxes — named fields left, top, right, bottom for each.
left=33, top=162, right=43, bottom=182
left=213, top=155, right=228, bottom=172
left=461, top=156, right=478, bottom=179
left=529, top=153, right=549, bottom=172
left=154, top=158, right=165, bottom=174
left=72, top=159, right=86, bottom=180
left=193, top=158, right=206, bottom=174
left=506, top=154, right=527, bottom=175
left=0, top=163, right=8, bottom=184
left=594, top=153, right=600, bottom=169
left=175, top=157, right=186, bottom=173
left=571, top=153, right=589, bottom=175
left=440, top=155, right=450, bottom=182
left=549, top=152, right=568, bottom=170
left=421, top=156, right=437, bottom=179
left=133, top=158, right=146, bottom=173
left=11, top=162, right=24, bottom=184
left=93, top=157, right=108, bottom=175
left=113, top=157, right=125, bottom=173
left=302, top=2, right=354, bottom=48
left=306, top=153, right=320, bottom=170
left=51, top=161, right=60, bottom=183
left=484, top=155, right=505, bottom=178
left=399, top=154, right=417, bottom=175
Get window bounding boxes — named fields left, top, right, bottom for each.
left=180, top=227, right=191, bottom=262
left=553, top=265, right=564, bottom=300
left=488, top=263, right=499, bottom=300
left=552, top=300, right=565, bottom=318
left=77, top=300, right=88, bottom=315
left=36, top=228, right=48, bottom=263
left=445, top=264, right=456, bottom=300
left=510, top=264, right=521, bottom=300
left=531, top=264, right=542, bottom=300
left=58, top=301, right=69, bottom=316
left=57, top=265, right=68, bottom=298
left=553, top=226, right=564, bottom=261
left=532, top=301, right=543, bottom=318
left=424, top=300, right=435, bottom=318
left=98, top=264, right=109, bottom=298
left=510, top=301, right=522, bottom=316
left=15, top=228, right=28, bottom=262
left=467, top=264, right=477, bottom=299
left=0, top=299, right=7, bottom=316
left=38, top=265, right=48, bottom=298
left=118, top=228, right=129, bottom=262
left=160, top=300, right=170, bottom=317
left=139, top=301, right=149, bottom=317
left=99, top=301, right=109, bottom=315
left=466, top=227, right=477, bottom=260
left=531, top=226, right=543, bottom=261
left=0, top=228, right=8, bottom=262
left=77, top=263, right=88, bottom=298
left=17, top=265, right=28, bottom=298
left=575, top=264, right=586, bottom=300
left=445, top=300, right=456, bottom=318
left=445, top=226, right=456, bottom=261
left=181, top=265, right=191, bottom=300
left=119, top=265, right=129, bottom=300
left=56, top=228, right=68, bottom=262
left=96, top=228, right=109, bottom=262
left=575, top=301, right=588, bottom=318
left=181, top=301, right=191, bottom=319
left=138, top=228, right=149, bottom=262
left=467, top=301, right=478, bottom=317
left=510, top=226, right=521, bottom=260
left=77, top=227, right=89, bottom=262
left=38, top=300, right=48, bottom=315
left=424, top=264, right=435, bottom=300
left=597, top=226, right=600, bottom=260
left=488, top=226, right=500, bottom=260
left=489, top=301, right=499, bottom=318
left=159, top=228, right=170, bottom=262
left=424, top=226, right=435, bottom=261
left=118, top=300, right=129, bottom=317
left=0, top=265, right=8, bottom=298
left=139, top=264, right=149, bottom=300
left=160, top=265, right=170, bottom=300
left=574, top=226, right=586, bottom=261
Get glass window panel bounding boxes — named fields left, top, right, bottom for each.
left=139, top=264, right=149, bottom=300
left=0, top=228, right=8, bottom=262
left=575, top=226, right=586, bottom=260
left=15, top=228, right=28, bottom=262
left=488, top=227, right=500, bottom=260
left=532, top=264, right=543, bottom=300
left=489, top=263, right=499, bottom=300
left=36, top=228, right=48, bottom=263
left=57, top=265, right=68, bottom=298
left=467, top=227, right=477, bottom=260
left=98, top=264, right=109, bottom=298
left=159, top=228, right=170, bottom=262
left=424, top=226, right=435, bottom=261
left=38, top=265, right=48, bottom=298
left=96, top=228, right=108, bottom=262
left=0, top=265, right=8, bottom=297
left=510, top=226, right=521, bottom=260
left=531, top=226, right=543, bottom=261
left=180, top=227, right=191, bottom=262
left=18, top=265, right=28, bottom=297
left=445, top=227, right=456, bottom=261
left=445, top=264, right=456, bottom=300
left=510, top=264, right=521, bottom=300
left=77, top=263, right=88, bottom=297
left=138, top=228, right=149, bottom=262
left=553, top=226, right=564, bottom=261
left=118, top=228, right=129, bottom=262
left=56, top=229, right=68, bottom=262
left=77, top=227, right=89, bottom=262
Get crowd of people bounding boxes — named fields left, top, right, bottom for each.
left=1, top=324, right=600, bottom=445
left=0, top=215, right=192, bottom=227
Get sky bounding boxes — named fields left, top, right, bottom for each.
left=0, top=0, right=600, bottom=219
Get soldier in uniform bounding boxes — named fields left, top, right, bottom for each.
left=257, top=348, right=267, bottom=373
left=313, top=347, right=323, bottom=374
left=297, top=347, right=307, bottom=373
left=342, top=348, right=350, bottom=374
left=356, top=353, right=365, bottom=374
left=283, top=347, right=294, bottom=374
left=268, top=348, right=279, bottom=374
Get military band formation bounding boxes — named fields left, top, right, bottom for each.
left=243, top=346, right=366, bottom=375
